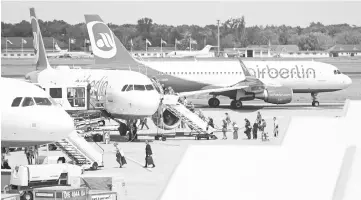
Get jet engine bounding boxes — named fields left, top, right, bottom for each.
left=254, top=86, right=293, bottom=104
left=151, top=104, right=181, bottom=130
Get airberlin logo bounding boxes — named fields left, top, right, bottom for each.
left=87, top=21, right=117, bottom=59
left=248, top=65, right=316, bottom=79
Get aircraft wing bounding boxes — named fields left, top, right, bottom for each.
left=178, top=85, right=249, bottom=97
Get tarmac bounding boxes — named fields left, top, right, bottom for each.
left=4, top=100, right=348, bottom=200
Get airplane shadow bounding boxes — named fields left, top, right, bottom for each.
left=195, top=104, right=263, bottom=113
left=110, top=134, right=154, bottom=143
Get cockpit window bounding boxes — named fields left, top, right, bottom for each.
left=11, top=97, right=23, bottom=107
left=22, top=97, right=35, bottom=107
left=121, top=85, right=128, bottom=92
left=134, top=85, right=146, bottom=91
left=145, top=84, right=154, bottom=91
left=126, top=85, right=134, bottom=91
left=334, top=70, right=342, bottom=75
left=34, top=97, right=52, bottom=106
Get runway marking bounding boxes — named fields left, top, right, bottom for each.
left=124, top=156, right=153, bottom=172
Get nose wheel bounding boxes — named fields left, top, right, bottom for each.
left=312, top=101, right=320, bottom=107
left=311, top=93, right=320, bottom=107
left=208, top=97, right=220, bottom=108
left=230, top=100, right=243, bottom=109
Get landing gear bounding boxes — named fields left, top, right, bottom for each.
left=208, top=97, right=220, bottom=108
left=230, top=100, right=243, bottom=109
left=311, top=93, right=320, bottom=107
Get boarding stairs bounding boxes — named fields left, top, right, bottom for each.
left=54, top=130, right=104, bottom=170
left=164, top=102, right=217, bottom=140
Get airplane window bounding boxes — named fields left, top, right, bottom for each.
left=197, top=72, right=199, bottom=74
left=334, top=70, right=337, bottom=75
left=121, top=85, right=128, bottom=91
left=22, top=97, right=35, bottom=107
left=134, top=85, right=146, bottom=91
left=126, top=85, right=134, bottom=91
left=49, top=88, right=62, bottom=98
left=11, top=97, right=23, bottom=107
left=34, top=97, right=52, bottom=106
left=145, top=84, right=154, bottom=90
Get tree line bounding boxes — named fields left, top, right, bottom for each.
left=2, top=16, right=361, bottom=51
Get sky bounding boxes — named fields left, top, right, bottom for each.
left=1, top=1, right=361, bottom=28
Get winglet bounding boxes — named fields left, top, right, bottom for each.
left=29, top=8, right=52, bottom=70
left=84, top=14, right=141, bottom=67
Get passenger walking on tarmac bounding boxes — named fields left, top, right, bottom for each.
left=225, top=113, right=232, bottom=127
left=256, top=111, right=262, bottom=125
left=34, top=145, right=39, bottom=165
left=24, top=147, right=32, bottom=165
left=139, top=118, right=149, bottom=130
left=244, top=118, right=252, bottom=139
left=114, top=143, right=126, bottom=168
left=132, top=122, right=138, bottom=140
left=273, top=117, right=279, bottom=137
left=104, top=131, right=110, bottom=144
left=260, top=119, right=268, bottom=141
left=233, top=122, right=239, bottom=140
left=252, top=119, right=258, bottom=140
left=222, top=119, right=228, bottom=140
left=144, top=140, right=155, bottom=168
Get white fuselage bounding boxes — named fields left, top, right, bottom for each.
left=1, top=78, right=75, bottom=147
left=142, top=60, right=352, bottom=93
left=36, top=68, right=161, bottom=119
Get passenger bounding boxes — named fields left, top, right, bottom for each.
left=183, top=97, right=188, bottom=106
left=225, top=113, right=232, bottom=127
left=273, top=117, right=279, bottom=137
left=256, top=111, right=262, bottom=126
left=168, top=86, right=175, bottom=95
left=1, top=159, right=11, bottom=169
left=189, top=102, right=195, bottom=112
left=24, top=147, right=32, bottom=165
left=233, top=122, right=239, bottom=140
left=34, top=145, right=39, bottom=165
left=222, top=119, right=228, bottom=140
left=144, top=140, right=155, bottom=168
left=104, top=131, right=110, bottom=144
left=132, top=122, right=138, bottom=140
left=252, top=119, right=258, bottom=140
left=244, top=118, right=252, bottom=139
left=207, top=117, right=215, bottom=129
left=260, top=119, right=268, bottom=141
left=114, top=143, right=123, bottom=168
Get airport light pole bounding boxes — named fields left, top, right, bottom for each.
left=217, top=20, right=220, bottom=57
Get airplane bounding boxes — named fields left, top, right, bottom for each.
left=83, top=14, right=352, bottom=131
left=166, top=45, right=216, bottom=58
left=25, top=8, right=161, bottom=133
left=1, top=77, right=75, bottom=147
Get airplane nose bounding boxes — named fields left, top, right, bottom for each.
left=343, top=75, right=352, bottom=88
left=46, top=107, right=75, bottom=139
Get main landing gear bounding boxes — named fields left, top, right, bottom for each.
left=311, top=93, right=320, bottom=107
left=230, top=99, right=243, bottom=109
left=208, top=97, right=220, bottom=108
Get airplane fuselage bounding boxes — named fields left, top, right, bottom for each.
left=1, top=78, right=74, bottom=147
left=140, top=59, right=351, bottom=94
left=36, top=68, right=161, bottom=119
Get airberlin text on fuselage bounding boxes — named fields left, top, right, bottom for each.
left=75, top=75, right=108, bottom=98
left=248, top=65, right=316, bottom=79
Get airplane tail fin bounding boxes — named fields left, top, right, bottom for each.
left=29, top=8, right=52, bottom=70
left=84, top=14, right=140, bottom=67
left=200, top=45, right=213, bottom=53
